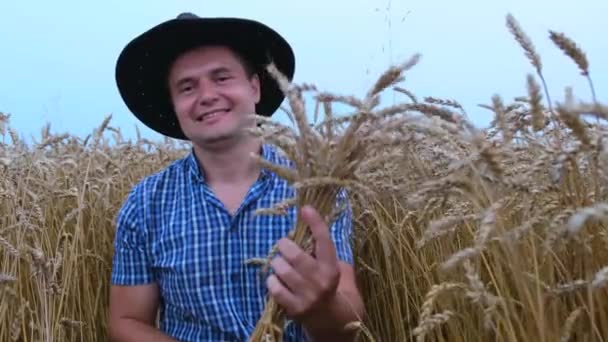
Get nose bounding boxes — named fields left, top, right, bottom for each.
left=196, top=79, right=219, bottom=106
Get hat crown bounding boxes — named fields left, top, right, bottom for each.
left=176, top=12, right=199, bottom=19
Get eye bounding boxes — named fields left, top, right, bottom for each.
left=216, top=74, right=232, bottom=83
left=179, top=85, right=194, bottom=94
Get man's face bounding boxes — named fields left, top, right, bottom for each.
left=167, top=45, right=261, bottom=147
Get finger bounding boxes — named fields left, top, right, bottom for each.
left=270, top=255, right=307, bottom=292
left=300, top=205, right=337, bottom=263
left=277, top=237, right=317, bottom=277
left=266, top=274, right=299, bottom=315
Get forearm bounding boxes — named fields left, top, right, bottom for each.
left=109, top=318, right=178, bottom=342
left=302, top=290, right=365, bottom=342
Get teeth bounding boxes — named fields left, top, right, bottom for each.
left=200, top=110, right=226, bottom=121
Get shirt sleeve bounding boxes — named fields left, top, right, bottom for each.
left=329, top=190, right=355, bottom=265
left=110, top=185, right=155, bottom=285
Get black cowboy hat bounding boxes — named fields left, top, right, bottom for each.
left=115, top=12, right=296, bottom=140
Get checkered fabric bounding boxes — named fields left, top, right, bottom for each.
left=110, top=143, right=354, bottom=342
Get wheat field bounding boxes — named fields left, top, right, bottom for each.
left=1, top=14, right=607, bottom=342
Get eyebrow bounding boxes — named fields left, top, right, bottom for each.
left=209, top=66, right=233, bottom=77
left=172, top=66, right=233, bottom=88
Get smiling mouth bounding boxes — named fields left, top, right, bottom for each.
left=196, top=108, right=230, bottom=122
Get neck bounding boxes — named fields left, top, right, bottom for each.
left=192, top=136, right=263, bottom=185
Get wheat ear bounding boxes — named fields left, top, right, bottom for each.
left=549, top=30, right=597, bottom=105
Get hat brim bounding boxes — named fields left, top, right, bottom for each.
left=115, top=17, right=295, bottom=140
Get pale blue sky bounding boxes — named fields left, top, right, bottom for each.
left=1, top=0, right=606, bottom=142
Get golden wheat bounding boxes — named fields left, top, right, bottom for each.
left=0, top=12, right=606, bottom=342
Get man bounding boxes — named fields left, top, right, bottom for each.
left=108, top=12, right=365, bottom=342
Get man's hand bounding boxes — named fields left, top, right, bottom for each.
left=266, top=205, right=365, bottom=341
left=267, top=205, right=341, bottom=319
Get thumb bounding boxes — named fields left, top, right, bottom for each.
left=300, top=205, right=336, bottom=262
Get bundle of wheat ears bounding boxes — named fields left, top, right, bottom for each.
left=246, top=33, right=479, bottom=342
left=246, top=52, right=425, bottom=340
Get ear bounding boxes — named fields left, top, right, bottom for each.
left=250, top=74, right=261, bottom=104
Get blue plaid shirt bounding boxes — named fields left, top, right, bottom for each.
left=111, top=143, right=354, bottom=342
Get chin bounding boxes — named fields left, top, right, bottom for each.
left=186, top=122, right=252, bottom=145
